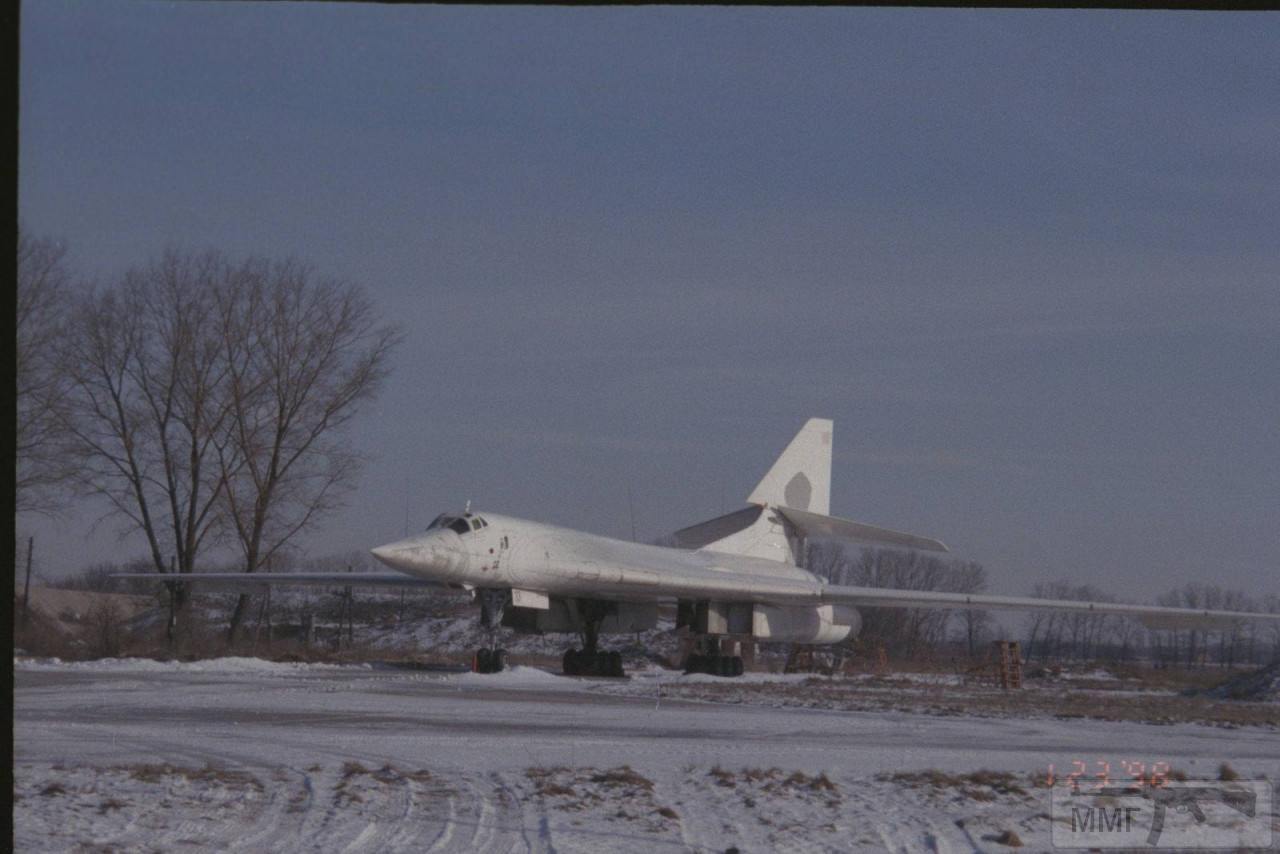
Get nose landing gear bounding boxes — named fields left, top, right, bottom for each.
left=473, top=589, right=512, bottom=673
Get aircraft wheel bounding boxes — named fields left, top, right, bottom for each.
left=475, top=648, right=492, bottom=673
left=493, top=649, right=507, bottom=672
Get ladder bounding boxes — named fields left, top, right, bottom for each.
left=995, top=640, right=1023, bottom=689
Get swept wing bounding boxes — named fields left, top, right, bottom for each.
left=111, top=572, right=444, bottom=590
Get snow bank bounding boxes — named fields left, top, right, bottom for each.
left=14, top=655, right=372, bottom=674
left=620, top=666, right=816, bottom=686
left=1056, top=667, right=1121, bottom=682
left=450, top=665, right=563, bottom=685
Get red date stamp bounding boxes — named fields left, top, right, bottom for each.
left=1047, top=759, right=1174, bottom=790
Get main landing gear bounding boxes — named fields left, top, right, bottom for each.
left=561, top=600, right=626, bottom=678
left=683, top=636, right=744, bottom=677
left=473, top=647, right=507, bottom=673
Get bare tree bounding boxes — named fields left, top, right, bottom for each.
left=1024, top=580, right=1103, bottom=663
left=1110, top=613, right=1143, bottom=663
left=1159, top=583, right=1211, bottom=668
left=16, top=232, right=75, bottom=513
left=59, top=251, right=234, bottom=633
left=803, top=541, right=850, bottom=582
left=827, top=548, right=991, bottom=659
left=215, top=259, right=400, bottom=640
left=950, top=561, right=991, bottom=656
left=57, top=249, right=399, bottom=645
left=1264, top=594, right=1280, bottom=663
left=51, top=558, right=161, bottom=596
left=50, top=561, right=122, bottom=593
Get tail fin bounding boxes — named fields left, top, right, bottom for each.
left=747, top=417, right=833, bottom=513
left=670, top=418, right=833, bottom=565
left=671, top=417, right=946, bottom=564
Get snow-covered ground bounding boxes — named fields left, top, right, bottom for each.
left=16, top=655, right=375, bottom=674
left=14, top=657, right=1280, bottom=852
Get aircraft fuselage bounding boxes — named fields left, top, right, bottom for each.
left=371, top=510, right=825, bottom=607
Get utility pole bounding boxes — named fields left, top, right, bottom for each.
left=343, top=564, right=354, bottom=647
left=166, top=554, right=177, bottom=648
left=21, top=537, right=34, bottom=628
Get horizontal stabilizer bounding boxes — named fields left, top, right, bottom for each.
left=111, top=572, right=443, bottom=590
left=670, top=506, right=764, bottom=551
left=776, top=505, right=948, bottom=553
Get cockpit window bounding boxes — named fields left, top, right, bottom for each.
left=427, top=513, right=486, bottom=536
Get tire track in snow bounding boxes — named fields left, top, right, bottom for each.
left=334, top=767, right=416, bottom=854
left=467, top=774, right=502, bottom=851
left=647, top=775, right=697, bottom=853
left=424, top=788, right=461, bottom=853
left=419, top=771, right=525, bottom=853
left=381, top=767, right=427, bottom=851
left=224, top=769, right=299, bottom=853
left=491, top=773, right=538, bottom=854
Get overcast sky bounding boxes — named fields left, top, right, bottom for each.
left=18, top=3, right=1280, bottom=601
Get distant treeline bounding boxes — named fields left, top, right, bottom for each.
left=807, top=544, right=1280, bottom=668
left=1023, top=580, right=1280, bottom=669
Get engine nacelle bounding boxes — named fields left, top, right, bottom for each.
left=752, top=604, right=861, bottom=645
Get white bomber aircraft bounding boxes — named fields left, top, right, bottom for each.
left=130, top=419, right=1280, bottom=677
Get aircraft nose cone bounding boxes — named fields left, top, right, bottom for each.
left=370, top=533, right=469, bottom=579
left=370, top=538, right=416, bottom=570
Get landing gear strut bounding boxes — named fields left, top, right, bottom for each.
left=473, top=589, right=511, bottom=673
left=561, top=600, right=626, bottom=677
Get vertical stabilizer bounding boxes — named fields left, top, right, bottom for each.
left=747, top=418, right=833, bottom=514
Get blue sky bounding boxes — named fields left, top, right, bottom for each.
left=18, top=3, right=1280, bottom=599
